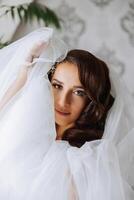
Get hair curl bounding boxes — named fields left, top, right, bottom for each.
left=48, top=49, right=114, bottom=148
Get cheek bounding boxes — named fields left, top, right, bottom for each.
left=71, top=99, right=86, bottom=118
left=51, top=86, right=57, bottom=101
left=52, top=91, right=58, bottom=106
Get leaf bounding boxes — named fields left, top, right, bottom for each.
left=0, top=2, right=61, bottom=29
left=10, top=6, right=15, bottom=19
left=26, top=3, right=34, bottom=22
left=23, top=7, right=28, bottom=23
left=29, top=2, right=40, bottom=22
left=5, top=9, right=10, bottom=15
left=45, top=7, right=61, bottom=28
left=0, top=41, right=9, bottom=49
left=17, top=6, right=24, bottom=21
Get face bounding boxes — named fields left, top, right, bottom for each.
left=51, top=62, right=88, bottom=130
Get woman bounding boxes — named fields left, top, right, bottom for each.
left=48, top=49, right=114, bottom=147
left=0, top=28, right=133, bottom=199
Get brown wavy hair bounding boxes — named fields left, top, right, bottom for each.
left=48, top=49, right=114, bottom=148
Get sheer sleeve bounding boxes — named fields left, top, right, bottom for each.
left=0, top=68, right=28, bottom=111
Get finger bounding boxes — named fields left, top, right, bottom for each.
left=25, top=54, right=33, bottom=63
left=30, top=41, right=47, bottom=58
left=25, top=41, right=48, bottom=63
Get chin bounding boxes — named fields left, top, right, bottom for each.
left=56, top=120, right=75, bottom=131
left=55, top=118, right=72, bottom=127
left=56, top=120, right=68, bottom=127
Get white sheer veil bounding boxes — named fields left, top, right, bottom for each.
left=0, top=27, right=67, bottom=161
left=0, top=27, right=133, bottom=199
left=103, top=68, right=134, bottom=196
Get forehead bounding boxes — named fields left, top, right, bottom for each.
left=52, top=62, right=81, bottom=85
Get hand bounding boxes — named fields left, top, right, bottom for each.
left=17, top=41, right=47, bottom=79
left=26, top=40, right=47, bottom=64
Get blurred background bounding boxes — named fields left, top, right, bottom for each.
left=0, top=0, right=134, bottom=96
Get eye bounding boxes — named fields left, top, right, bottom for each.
left=52, top=83, right=62, bottom=90
left=73, top=90, right=87, bottom=97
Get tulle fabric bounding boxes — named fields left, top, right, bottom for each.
left=0, top=27, right=133, bottom=200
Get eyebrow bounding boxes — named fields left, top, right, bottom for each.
left=52, top=78, right=84, bottom=89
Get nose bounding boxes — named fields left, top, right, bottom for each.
left=56, top=91, right=71, bottom=109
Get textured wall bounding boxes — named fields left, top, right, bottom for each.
left=0, top=0, right=134, bottom=95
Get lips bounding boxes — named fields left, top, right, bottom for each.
left=55, top=109, right=70, bottom=116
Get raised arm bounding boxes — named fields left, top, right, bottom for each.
left=0, top=68, right=28, bottom=111
left=0, top=41, right=46, bottom=111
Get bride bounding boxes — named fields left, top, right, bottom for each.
left=0, top=27, right=133, bottom=200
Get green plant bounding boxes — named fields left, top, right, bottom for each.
left=0, top=2, right=61, bottom=48
left=0, top=40, right=9, bottom=49
left=1, top=2, right=61, bottom=28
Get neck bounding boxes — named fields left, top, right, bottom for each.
left=56, top=123, right=74, bottom=140
left=56, top=125, right=65, bottom=140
